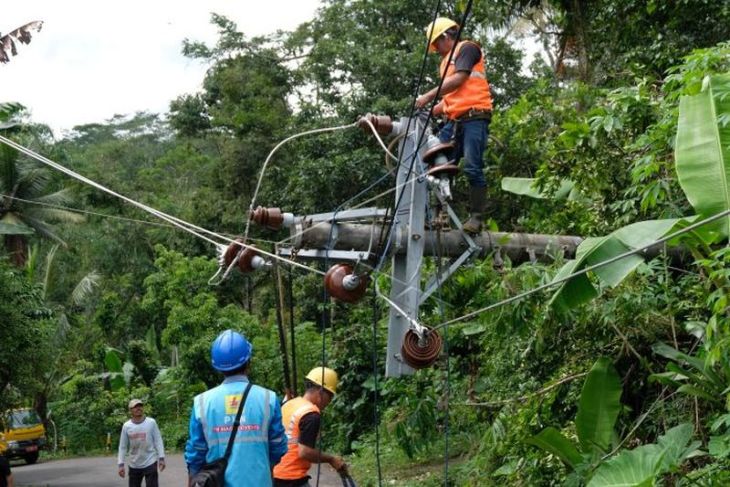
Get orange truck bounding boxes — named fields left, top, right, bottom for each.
left=0, top=408, right=46, bottom=464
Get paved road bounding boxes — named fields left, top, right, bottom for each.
left=12, top=454, right=342, bottom=486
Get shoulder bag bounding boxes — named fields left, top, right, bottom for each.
left=190, top=381, right=254, bottom=487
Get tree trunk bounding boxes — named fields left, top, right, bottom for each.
left=4, top=234, right=27, bottom=266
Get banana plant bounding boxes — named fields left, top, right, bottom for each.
left=649, top=342, right=729, bottom=407
left=103, top=348, right=135, bottom=392
left=528, top=358, right=703, bottom=486
left=501, top=177, right=583, bottom=201
left=547, top=73, right=730, bottom=312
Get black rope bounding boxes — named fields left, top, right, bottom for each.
left=272, top=257, right=293, bottom=396
left=374, top=0, right=471, bottom=273
left=288, top=266, right=298, bottom=397
left=371, top=286, right=383, bottom=485
left=372, top=0, right=445, bottom=271
left=340, top=471, right=358, bottom=487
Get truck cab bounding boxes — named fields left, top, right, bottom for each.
left=0, top=408, right=46, bottom=464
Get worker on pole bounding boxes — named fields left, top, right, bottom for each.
left=415, top=17, right=493, bottom=233
left=273, top=367, right=347, bottom=486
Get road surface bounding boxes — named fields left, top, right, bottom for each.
left=12, top=453, right=343, bottom=486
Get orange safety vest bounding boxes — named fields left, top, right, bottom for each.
left=439, top=41, right=493, bottom=120
left=272, top=397, right=320, bottom=480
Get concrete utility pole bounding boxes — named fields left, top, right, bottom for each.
left=285, top=221, right=583, bottom=265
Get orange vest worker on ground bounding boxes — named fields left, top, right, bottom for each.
left=415, top=17, right=493, bottom=233
left=273, top=367, right=347, bottom=487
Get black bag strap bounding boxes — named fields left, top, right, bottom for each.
left=223, top=381, right=253, bottom=461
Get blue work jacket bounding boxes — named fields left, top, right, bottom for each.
left=184, top=375, right=288, bottom=487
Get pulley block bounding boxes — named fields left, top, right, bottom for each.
left=222, top=239, right=264, bottom=273
left=401, top=328, right=442, bottom=369
left=324, top=263, right=369, bottom=303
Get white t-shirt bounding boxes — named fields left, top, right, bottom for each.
left=117, top=417, right=165, bottom=469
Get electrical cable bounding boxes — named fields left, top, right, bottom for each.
left=430, top=208, right=730, bottom=332
left=372, top=0, right=473, bottom=279
left=0, top=135, right=326, bottom=277
left=241, top=122, right=359, bottom=247
left=1, top=193, right=278, bottom=246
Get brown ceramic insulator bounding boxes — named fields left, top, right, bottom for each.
left=323, top=263, right=369, bottom=303
left=401, top=328, right=442, bottom=369
left=250, top=207, right=284, bottom=230
left=357, top=114, right=393, bottom=135
left=223, top=239, right=258, bottom=273
left=422, top=141, right=455, bottom=164
left=427, top=163, right=459, bottom=177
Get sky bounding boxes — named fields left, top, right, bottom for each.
left=2, top=1, right=321, bottom=136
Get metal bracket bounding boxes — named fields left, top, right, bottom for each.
left=305, top=207, right=388, bottom=223
left=418, top=198, right=482, bottom=305
left=278, top=248, right=372, bottom=262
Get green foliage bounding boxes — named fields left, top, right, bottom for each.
left=0, top=259, right=53, bottom=409
left=4, top=5, right=730, bottom=485
left=675, top=73, right=730, bottom=240
left=548, top=67, right=730, bottom=312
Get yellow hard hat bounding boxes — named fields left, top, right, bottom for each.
left=306, top=367, right=339, bottom=395
left=424, top=17, right=459, bottom=52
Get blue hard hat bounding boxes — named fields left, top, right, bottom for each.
left=211, top=330, right=252, bottom=372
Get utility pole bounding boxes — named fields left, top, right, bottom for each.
left=240, top=114, right=680, bottom=377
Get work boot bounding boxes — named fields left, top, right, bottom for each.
left=462, top=186, right=486, bottom=234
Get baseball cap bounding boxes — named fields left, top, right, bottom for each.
left=128, top=399, right=144, bottom=409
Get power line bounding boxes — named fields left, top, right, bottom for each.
left=0, top=134, right=326, bottom=276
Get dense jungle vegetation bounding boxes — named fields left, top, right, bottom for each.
left=2, top=1, right=730, bottom=485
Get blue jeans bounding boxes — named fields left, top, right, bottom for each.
left=438, top=118, right=489, bottom=188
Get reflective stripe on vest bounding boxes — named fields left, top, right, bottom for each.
left=439, top=41, right=493, bottom=119
left=272, top=397, right=320, bottom=480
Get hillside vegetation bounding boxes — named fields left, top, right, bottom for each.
left=2, top=1, right=730, bottom=485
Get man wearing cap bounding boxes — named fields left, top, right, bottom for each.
left=117, top=399, right=166, bottom=487
left=415, top=17, right=493, bottom=233
left=273, top=367, right=346, bottom=487
left=184, top=329, right=288, bottom=486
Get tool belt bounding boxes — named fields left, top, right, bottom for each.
left=455, top=108, right=492, bottom=122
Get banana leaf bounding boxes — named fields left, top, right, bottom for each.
left=549, top=219, right=690, bottom=311
left=576, top=358, right=622, bottom=453
left=501, top=177, right=579, bottom=200
left=675, top=74, right=730, bottom=241
left=526, top=426, right=583, bottom=469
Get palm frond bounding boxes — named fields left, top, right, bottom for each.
left=34, top=188, right=75, bottom=204
left=71, top=270, right=101, bottom=306
left=21, top=215, right=66, bottom=246
left=42, top=243, right=60, bottom=297
left=27, top=206, right=85, bottom=224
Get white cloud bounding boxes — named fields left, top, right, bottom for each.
left=2, top=0, right=320, bottom=135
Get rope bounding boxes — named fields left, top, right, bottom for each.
left=0, top=135, right=326, bottom=277
left=241, top=122, right=359, bottom=248
left=370, top=286, right=383, bottom=486
left=431, top=208, right=730, bottom=331
left=372, top=0, right=465, bottom=277
left=1, top=193, right=278, bottom=246
left=272, top=253, right=293, bottom=397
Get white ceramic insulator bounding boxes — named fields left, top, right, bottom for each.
left=342, top=274, right=361, bottom=291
